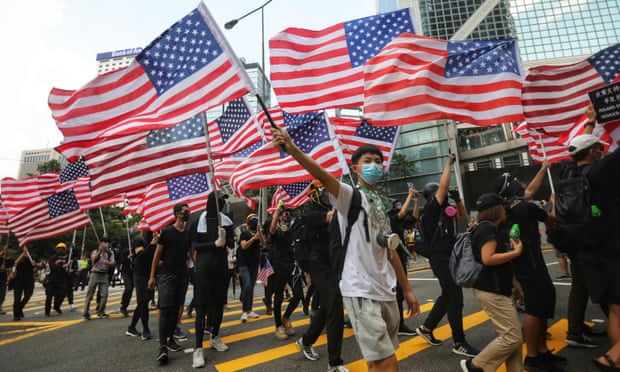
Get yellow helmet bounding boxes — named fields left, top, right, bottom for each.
left=55, top=242, right=68, bottom=250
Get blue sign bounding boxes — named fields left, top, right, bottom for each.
left=96, top=47, right=143, bottom=61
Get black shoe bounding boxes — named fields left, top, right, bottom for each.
left=566, top=333, right=600, bottom=348
left=416, top=326, right=442, bottom=346
left=120, top=307, right=129, bottom=317
left=166, top=340, right=183, bottom=352
left=583, top=324, right=607, bottom=337
left=54, top=307, right=62, bottom=314
left=343, top=319, right=353, bottom=329
left=540, top=350, right=567, bottom=365
left=157, top=346, right=168, bottom=363
left=524, top=355, right=565, bottom=372
left=126, top=327, right=141, bottom=337
left=460, top=359, right=483, bottom=372
left=13, top=316, right=22, bottom=321
left=141, top=330, right=152, bottom=341
left=83, top=313, right=90, bottom=321
left=97, top=313, right=109, bottom=319
left=398, top=324, right=416, bottom=336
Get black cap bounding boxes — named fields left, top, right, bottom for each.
left=173, top=203, right=188, bottom=213
left=476, top=193, right=505, bottom=211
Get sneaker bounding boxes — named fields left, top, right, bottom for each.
left=282, top=317, right=295, bottom=336
left=120, top=307, right=129, bottom=317
left=240, top=312, right=248, bottom=323
left=295, top=337, right=320, bottom=361
left=582, top=324, right=606, bottom=337
left=166, top=340, right=183, bottom=352
left=539, top=350, right=567, bottom=365
left=555, top=273, right=571, bottom=280
left=69, top=304, right=78, bottom=312
left=248, top=311, right=260, bottom=319
left=524, top=355, right=564, bottom=372
left=83, top=313, right=90, bottom=321
left=327, top=366, right=349, bottom=372
left=275, top=326, right=288, bottom=340
left=126, top=327, right=141, bottom=337
left=460, top=359, right=483, bottom=372
left=262, top=297, right=272, bottom=315
left=343, top=319, right=352, bottom=329
left=174, top=327, right=188, bottom=341
left=452, top=342, right=480, bottom=358
left=210, top=335, right=229, bottom=352
left=97, top=313, right=108, bottom=319
left=54, top=307, right=63, bottom=314
left=157, top=346, right=168, bottom=363
left=416, top=326, right=442, bottom=346
left=141, top=330, right=152, bottom=341
left=566, top=333, right=599, bottom=348
left=398, top=324, right=416, bottom=336
left=192, top=348, right=205, bottom=368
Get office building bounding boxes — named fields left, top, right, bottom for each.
left=18, top=148, right=67, bottom=179
left=96, top=47, right=143, bottom=75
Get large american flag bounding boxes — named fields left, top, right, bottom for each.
left=207, top=97, right=263, bottom=158
left=268, top=181, right=312, bottom=213
left=8, top=189, right=91, bottom=246
left=48, top=3, right=255, bottom=145
left=1, top=173, right=60, bottom=216
left=84, top=114, right=211, bottom=200
left=523, top=43, right=620, bottom=134
left=229, top=112, right=348, bottom=199
left=213, top=141, right=262, bottom=186
left=60, top=158, right=89, bottom=184
left=331, top=117, right=399, bottom=169
left=269, top=8, right=419, bottom=113
left=364, top=33, right=525, bottom=126
left=73, top=177, right=125, bottom=210
left=136, top=173, right=212, bottom=232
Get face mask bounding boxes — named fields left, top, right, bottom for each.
left=182, top=210, right=190, bottom=222
left=445, top=205, right=457, bottom=217
left=360, top=163, right=383, bottom=185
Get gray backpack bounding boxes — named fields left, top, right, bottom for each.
left=449, top=221, right=492, bottom=288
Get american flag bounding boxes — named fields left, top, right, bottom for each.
left=269, top=8, right=419, bottom=113
left=0, top=204, right=9, bottom=237
left=84, top=114, right=210, bottom=200
left=269, top=181, right=312, bottom=214
left=256, top=259, right=275, bottom=286
left=331, top=117, right=400, bottom=169
left=8, top=189, right=91, bottom=246
left=207, top=97, right=263, bottom=158
left=121, top=188, right=147, bottom=216
left=73, top=177, right=125, bottom=210
left=1, top=173, right=60, bottom=216
left=229, top=112, right=348, bottom=200
left=364, top=34, right=525, bottom=126
left=213, top=141, right=262, bottom=186
left=523, top=43, right=620, bottom=134
left=48, top=3, right=255, bottom=145
left=60, top=158, right=89, bottom=184
left=136, top=173, right=212, bottom=232
left=256, top=105, right=284, bottom=142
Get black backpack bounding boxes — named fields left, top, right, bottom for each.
left=328, top=188, right=367, bottom=279
left=415, top=213, right=447, bottom=258
left=552, top=165, right=593, bottom=251
left=289, top=214, right=311, bottom=272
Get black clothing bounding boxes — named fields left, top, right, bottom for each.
left=158, top=225, right=190, bottom=276
left=471, top=222, right=513, bottom=297
left=420, top=198, right=456, bottom=259
left=270, top=227, right=294, bottom=274
left=237, top=230, right=260, bottom=268
left=306, top=209, right=332, bottom=274
left=131, top=240, right=155, bottom=278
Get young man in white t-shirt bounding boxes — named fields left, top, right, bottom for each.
left=272, top=125, right=420, bottom=372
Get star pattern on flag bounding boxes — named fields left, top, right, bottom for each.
left=217, top=99, right=252, bottom=143
left=285, top=113, right=331, bottom=156
left=60, top=158, right=89, bottom=184
left=146, top=115, right=205, bottom=147
left=233, top=141, right=261, bottom=159
left=282, top=181, right=311, bottom=200
left=344, top=8, right=414, bottom=67
left=48, top=189, right=80, bottom=218
left=167, top=173, right=210, bottom=200
left=446, top=39, right=520, bottom=77
left=355, top=119, right=398, bottom=141
left=589, top=43, right=620, bottom=84
left=137, top=9, right=223, bottom=95
left=283, top=112, right=319, bottom=130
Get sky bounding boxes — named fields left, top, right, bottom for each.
left=0, top=0, right=377, bottom=179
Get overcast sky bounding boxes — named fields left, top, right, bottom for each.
left=0, top=0, right=376, bottom=179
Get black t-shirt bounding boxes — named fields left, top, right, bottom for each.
left=421, top=197, right=456, bottom=259
left=471, top=222, right=513, bottom=296
left=158, top=225, right=190, bottom=275
left=270, top=226, right=294, bottom=273
left=306, top=209, right=331, bottom=274
left=584, top=147, right=620, bottom=240
left=0, top=257, right=14, bottom=280
left=237, top=230, right=261, bottom=268
left=15, top=258, right=34, bottom=284
left=132, top=238, right=155, bottom=278
left=506, top=200, right=548, bottom=278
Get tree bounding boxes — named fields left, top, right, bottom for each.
left=36, top=159, right=62, bottom=175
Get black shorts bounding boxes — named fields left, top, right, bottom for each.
left=518, top=272, right=556, bottom=319
left=579, top=237, right=620, bottom=305
left=156, top=272, right=187, bottom=309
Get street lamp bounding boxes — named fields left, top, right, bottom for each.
left=224, top=0, right=273, bottom=102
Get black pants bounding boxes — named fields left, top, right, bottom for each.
left=121, top=272, right=134, bottom=309
left=424, top=257, right=465, bottom=343
left=130, top=275, right=150, bottom=333
left=45, top=279, right=67, bottom=314
left=13, top=281, right=34, bottom=318
left=194, top=270, right=228, bottom=348
left=302, top=271, right=344, bottom=367
left=271, top=269, right=303, bottom=327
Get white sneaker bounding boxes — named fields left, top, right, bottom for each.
left=327, top=365, right=349, bottom=372
left=192, top=348, right=205, bottom=368
left=69, top=304, right=78, bottom=312
left=210, top=336, right=229, bottom=352
left=240, top=312, right=248, bottom=323
left=248, top=311, right=260, bottom=318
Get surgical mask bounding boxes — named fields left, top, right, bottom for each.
left=360, top=163, right=383, bottom=185
left=182, top=210, right=190, bottom=222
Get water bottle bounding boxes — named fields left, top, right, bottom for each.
left=277, top=199, right=285, bottom=210
left=509, top=224, right=520, bottom=242
left=591, top=205, right=601, bottom=218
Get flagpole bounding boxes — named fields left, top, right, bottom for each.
left=80, top=226, right=87, bottom=258
left=443, top=121, right=466, bottom=208
left=536, top=132, right=556, bottom=194
left=255, top=94, right=279, bottom=220
left=125, top=215, right=133, bottom=254
left=202, top=112, right=221, bottom=226
left=86, top=212, right=100, bottom=242
left=98, top=207, right=107, bottom=236
left=67, top=230, right=76, bottom=273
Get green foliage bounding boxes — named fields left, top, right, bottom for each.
left=36, top=159, right=62, bottom=174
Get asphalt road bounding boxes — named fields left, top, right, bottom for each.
left=0, top=248, right=609, bottom=371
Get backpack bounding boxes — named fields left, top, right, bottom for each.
left=414, top=212, right=447, bottom=258
left=449, top=221, right=492, bottom=288
left=289, top=214, right=311, bottom=272
left=552, top=165, right=593, bottom=251
left=328, top=188, right=367, bottom=279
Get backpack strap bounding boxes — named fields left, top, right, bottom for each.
left=342, top=189, right=368, bottom=250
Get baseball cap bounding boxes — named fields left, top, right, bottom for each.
left=476, top=193, right=506, bottom=211
left=55, top=242, right=68, bottom=250
left=568, top=134, right=607, bottom=155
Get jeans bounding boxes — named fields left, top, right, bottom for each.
left=239, top=265, right=258, bottom=313
left=424, top=258, right=465, bottom=343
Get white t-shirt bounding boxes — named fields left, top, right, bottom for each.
left=330, top=182, right=397, bottom=301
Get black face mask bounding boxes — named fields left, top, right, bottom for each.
left=182, top=210, right=190, bottom=222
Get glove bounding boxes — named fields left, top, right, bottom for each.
left=448, top=153, right=456, bottom=165
left=449, top=189, right=461, bottom=203
left=387, top=233, right=401, bottom=251
left=215, top=227, right=226, bottom=248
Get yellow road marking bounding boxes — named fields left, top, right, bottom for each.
left=0, top=319, right=82, bottom=346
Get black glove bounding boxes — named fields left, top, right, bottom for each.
left=449, top=189, right=461, bottom=203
